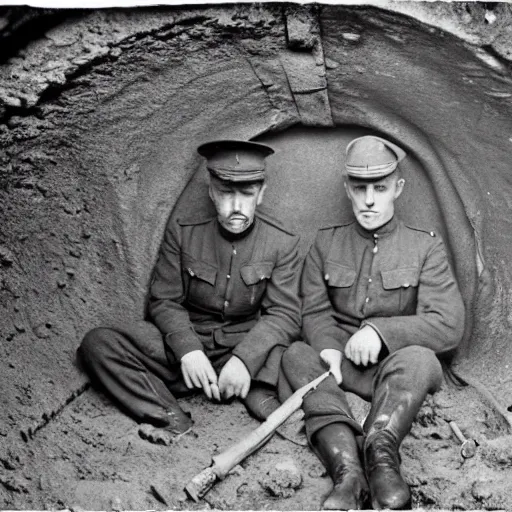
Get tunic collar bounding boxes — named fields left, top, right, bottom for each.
left=354, top=215, right=398, bottom=240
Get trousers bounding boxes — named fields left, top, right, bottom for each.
left=77, top=321, right=236, bottom=425
left=77, top=320, right=290, bottom=426
left=280, top=342, right=443, bottom=442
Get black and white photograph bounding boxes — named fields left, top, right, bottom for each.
left=1, top=1, right=512, bottom=510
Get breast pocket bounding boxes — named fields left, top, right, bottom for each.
left=240, top=261, right=274, bottom=310
left=324, top=261, right=356, bottom=304
left=182, top=254, right=217, bottom=310
left=381, top=267, right=419, bottom=314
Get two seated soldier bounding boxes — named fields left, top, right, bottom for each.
left=78, top=135, right=465, bottom=511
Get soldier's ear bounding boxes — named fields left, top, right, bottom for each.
left=208, top=179, right=214, bottom=202
left=394, top=178, right=405, bottom=199
left=256, top=182, right=267, bottom=206
left=343, top=178, right=350, bottom=197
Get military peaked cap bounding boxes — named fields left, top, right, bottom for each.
left=345, top=135, right=406, bottom=179
left=197, top=140, right=274, bottom=182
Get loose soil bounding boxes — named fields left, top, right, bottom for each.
left=1, top=376, right=511, bottom=511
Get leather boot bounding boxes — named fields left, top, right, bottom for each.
left=314, top=423, right=369, bottom=510
left=364, top=429, right=411, bottom=509
left=362, top=345, right=444, bottom=509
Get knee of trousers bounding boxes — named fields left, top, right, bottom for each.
left=78, top=327, right=121, bottom=367
left=281, top=342, right=322, bottom=383
left=383, top=345, right=443, bottom=393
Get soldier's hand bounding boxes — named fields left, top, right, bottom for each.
left=181, top=350, right=221, bottom=401
left=319, top=349, right=343, bottom=385
left=218, top=356, right=251, bottom=400
left=345, top=326, right=382, bottom=366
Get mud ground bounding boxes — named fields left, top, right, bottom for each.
left=1, top=374, right=511, bottom=511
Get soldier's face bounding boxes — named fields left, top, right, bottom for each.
left=209, top=177, right=266, bottom=234
left=345, top=173, right=405, bottom=231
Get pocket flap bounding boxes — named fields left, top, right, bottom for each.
left=240, top=261, right=274, bottom=285
left=325, top=261, right=356, bottom=288
left=182, top=255, right=217, bottom=286
left=381, top=267, right=419, bottom=290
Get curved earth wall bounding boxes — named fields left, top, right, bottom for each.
left=1, top=3, right=512, bottom=447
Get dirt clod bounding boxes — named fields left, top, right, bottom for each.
left=259, top=457, right=302, bottom=498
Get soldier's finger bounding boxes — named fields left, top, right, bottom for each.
left=352, top=348, right=361, bottom=366
left=210, top=383, right=221, bottom=401
left=360, top=349, right=369, bottom=366
left=240, top=380, right=250, bottom=399
left=223, top=384, right=235, bottom=400
left=345, top=341, right=354, bottom=361
left=203, top=384, right=212, bottom=400
left=190, top=371, right=202, bottom=389
left=205, top=365, right=218, bottom=386
left=198, top=371, right=212, bottom=395
left=369, top=350, right=379, bottom=364
left=331, top=366, right=343, bottom=385
left=182, top=370, right=193, bottom=389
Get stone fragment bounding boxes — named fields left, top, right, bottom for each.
left=0, top=246, right=14, bottom=266
left=471, top=478, right=492, bottom=501
left=259, top=457, right=302, bottom=498
left=110, top=496, right=122, bottom=511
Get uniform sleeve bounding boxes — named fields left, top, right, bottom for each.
left=301, top=231, right=351, bottom=354
left=362, top=237, right=465, bottom=355
left=148, top=219, right=203, bottom=361
left=232, top=235, right=302, bottom=378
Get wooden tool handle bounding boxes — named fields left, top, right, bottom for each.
left=213, top=371, right=331, bottom=478
left=449, top=421, right=466, bottom=444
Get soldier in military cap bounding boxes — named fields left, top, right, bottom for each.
left=280, top=135, right=465, bottom=510
left=78, top=140, right=301, bottom=445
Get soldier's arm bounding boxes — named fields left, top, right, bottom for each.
left=301, top=230, right=350, bottom=354
left=148, top=219, right=203, bottom=361
left=362, top=237, right=465, bottom=356
left=231, top=235, right=302, bottom=378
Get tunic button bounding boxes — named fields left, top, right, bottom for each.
left=368, top=278, right=372, bottom=283
left=187, top=268, right=195, bottom=276
left=365, top=297, right=370, bottom=303
left=224, top=300, right=229, bottom=308
left=403, top=282, right=410, bottom=288
left=373, top=233, right=379, bottom=239
left=324, top=274, right=330, bottom=281
left=372, top=245, right=378, bottom=254
left=227, top=274, right=231, bottom=279
left=233, top=249, right=237, bottom=255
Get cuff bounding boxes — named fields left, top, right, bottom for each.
left=231, top=345, right=260, bottom=378
left=164, top=329, right=204, bottom=361
left=360, top=320, right=391, bottom=354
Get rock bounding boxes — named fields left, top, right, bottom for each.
left=308, top=465, right=327, bottom=478
left=471, top=478, right=492, bottom=501
left=259, top=458, right=302, bottom=498
left=0, top=246, right=14, bottom=266
left=110, top=496, right=122, bottom=511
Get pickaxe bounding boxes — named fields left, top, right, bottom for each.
left=184, top=370, right=332, bottom=501
left=448, top=421, right=478, bottom=458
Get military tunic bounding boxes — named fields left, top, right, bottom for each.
left=149, top=206, right=302, bottom=381
left=301, top=216, right=465, bottom=357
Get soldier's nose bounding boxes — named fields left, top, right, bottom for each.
left=365, top=187, right=375, bottom=206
